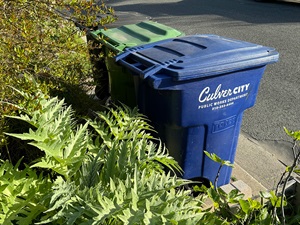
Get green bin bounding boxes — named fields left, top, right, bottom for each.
left=90, top=21, right=184, bottom=107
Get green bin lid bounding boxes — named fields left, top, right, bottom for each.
left=90, top=21, right=184, bottom=52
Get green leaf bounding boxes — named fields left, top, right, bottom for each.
left=259, top=191, right=272, bottom=199
left=239, top=199, right=250, bottom=214
left=286, top=166, right=292, bottom=172
left=294, top=167, right=300, bottom=174
left=204, top=151, right=234, bottom=167
left=63, top=122, right=89, bottom=159
left=0, top=160, right=51, bottom=225
left=284, top=127, right=300, bottom=140
left=207, top=187, right=220, bottom=203
left=204, top=151, right=222, bottom=164
left=227, top=189, right=244, bottom=203
left=248, top=198, right=262, bottom=210
left=268, top=190, right=283, bottom=207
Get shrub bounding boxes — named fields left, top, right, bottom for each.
left=0, top=0, right=115, bottom=158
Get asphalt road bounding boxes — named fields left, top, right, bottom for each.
left=105, top=0, right=300, bottom=161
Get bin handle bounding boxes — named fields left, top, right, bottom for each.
left=103, top=40, right=128, bottom=53
left=118, top=57, right=166, bottom=79
left=89, top=31, right=131, bottom=52
left=115, top=49, right=160, bottom=74
left=139, top=58, right=180, bottom=79
left=142, top=64, right=164, bottom=79
left=115, top=46, right=145, bottom=62
left=116, top=51, right=179, bottom=80
left=117, top=57, right=145, bottom=75
left=116, top=53, right=162, bottom=78
left=89, top=31, right=100, bottom=40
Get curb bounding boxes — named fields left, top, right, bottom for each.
left=234, top=133, right=286, bottom=193
left=202, top=180, right=252, bottom=210
left=232, top=163, right=267, bottom=197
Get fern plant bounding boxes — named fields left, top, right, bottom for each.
left=7, top=89, right=299, bottom=224
left=41, top=105, right=206, bottom=224
left=4, top=91, right=208, bottom=224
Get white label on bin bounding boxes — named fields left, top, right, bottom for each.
left=198, top=83, right=250, bottom=111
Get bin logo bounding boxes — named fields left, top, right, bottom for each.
left=212, top=116, right=237, bottom=133
left=198, top=83, right=250, bottom=111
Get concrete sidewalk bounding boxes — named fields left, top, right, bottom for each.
left=232, top=133, right=287, bottom=196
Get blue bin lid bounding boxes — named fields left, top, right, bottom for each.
left=115, top=35, right=279, bottom=81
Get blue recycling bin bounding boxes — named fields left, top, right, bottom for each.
left=115, top=35, right=279, bottom=186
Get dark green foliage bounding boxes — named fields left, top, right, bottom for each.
left=0, top=0, right=115, bottom=152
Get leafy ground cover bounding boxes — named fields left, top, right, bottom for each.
left=1, top=89, right=300, bottom=224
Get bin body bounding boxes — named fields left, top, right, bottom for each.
left=116, top=35, right=279, bottom=186
left=90, top=21, right=184, bottom=107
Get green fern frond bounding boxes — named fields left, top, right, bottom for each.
left=79, top=168, right=203, bottom=225
left=79, top=150, right=104, bottom=188
left=5, top=95, right=89, bottom=181
left=89, top=105, right=154, bottom=144
left=0, top=159, right=52, bottom=225
left=88, top=105, right=182, bottom=183
left=46, top=167, right=200, bottom=224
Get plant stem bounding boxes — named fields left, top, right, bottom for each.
left=245, top=211, right=253, bottom=225
left=5, top=143, right=12, bottom=163
left=214, top=164, right=222, bottom=189
left=272, top=170, right=286, bottom=224
left=275, top=171, right=287, bottom=196
left=280, top=139, right=300, bottom=225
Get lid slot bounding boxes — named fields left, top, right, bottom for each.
left=173, top=38, right=207, bottom=50
left=136, top=22, right=167, bottom=35
left=119, top=26, right=151, bottom=42
left=154, top=46, right=185, bottom=57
